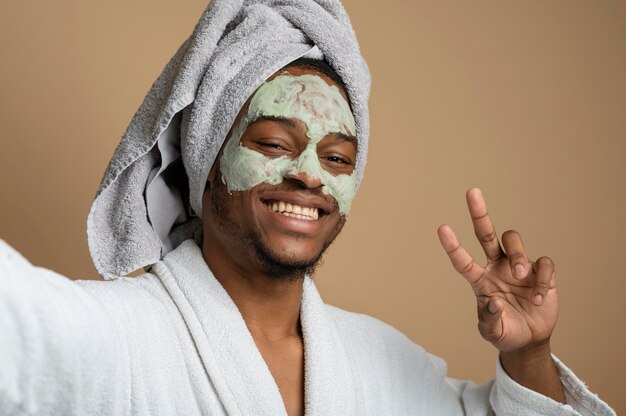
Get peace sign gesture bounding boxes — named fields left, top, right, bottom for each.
left=437, top=188, right=558, bottom=353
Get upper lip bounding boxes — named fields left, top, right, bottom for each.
left=260, top=192, right=335, bottom=216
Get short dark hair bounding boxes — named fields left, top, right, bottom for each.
left=286, top=58, right=348, bottom=94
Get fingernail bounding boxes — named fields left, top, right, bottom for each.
left=514, top=264, right=526, bottom=278
left=533, top=294, right=543, bottom=305
left=488, top=300, right=498, bottom=314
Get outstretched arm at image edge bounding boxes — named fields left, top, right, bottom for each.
left=0, top=239, right=122, bottom=415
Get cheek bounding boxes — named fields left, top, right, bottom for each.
left=220, top=138, right=292, bottom=191
left=319, top=171, right=357, bottom=216
left=205, top=178, right=235, bottom=221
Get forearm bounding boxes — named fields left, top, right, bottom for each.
left=0, top=240, right=116, bottom=412
left=499, top=341, right=565, bottom=403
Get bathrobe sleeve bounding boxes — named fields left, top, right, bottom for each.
left=431, top=352, right=616, bottom=415
left=0, top=239, right=123, bottom=415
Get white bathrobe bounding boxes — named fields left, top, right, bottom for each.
left=0, top=239, right=615, bottom=415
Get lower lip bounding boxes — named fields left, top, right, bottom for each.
left=262, top=203, right=325, bottom=234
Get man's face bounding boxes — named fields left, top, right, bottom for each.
left=202, top=66, right=357, bottom=278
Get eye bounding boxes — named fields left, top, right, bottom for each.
left=254, top=138, right=293, bottom=155
left=320, top=153, right=355, bottom=175
left=315, top=134, right=357, bottom=174
left=260, top=142, right=286, bottom=150
left=323, top=155, right=350, bottom=165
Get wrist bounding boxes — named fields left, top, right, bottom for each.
left=499, top=340, right=565, bottom=403
left=500, top=340, right=555, bottom=378
left=500, top=339, right=553, bottom=367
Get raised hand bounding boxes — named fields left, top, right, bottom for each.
left=437, top=188, right=558, bottom=353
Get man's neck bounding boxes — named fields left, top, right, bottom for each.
left=202, top=244, right=304, bottom=341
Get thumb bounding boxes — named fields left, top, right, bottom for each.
left=478, top=297, right=504, bottom=343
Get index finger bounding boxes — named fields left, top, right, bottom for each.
left=466, top=188, right=504, bottom=262
left=437, top=224, right=485, bottom=285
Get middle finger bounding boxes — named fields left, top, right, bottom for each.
left=466, top=188, right=504, bottom=262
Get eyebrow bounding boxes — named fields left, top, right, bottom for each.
left=333, top=132, right=357, bottom=145
left=255, top=115, right=357, bottom=145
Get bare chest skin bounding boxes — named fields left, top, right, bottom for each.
left=253, top=334, right=305, bottom=416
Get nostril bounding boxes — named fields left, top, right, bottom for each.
left=285, top=172, right=322, bottom=188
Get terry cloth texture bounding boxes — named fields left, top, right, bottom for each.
left=0, top=238, right=617, bottom=415
left=87, top=0, right=371, bottom=279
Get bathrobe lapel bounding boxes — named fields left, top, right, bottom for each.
left=300, top=277, right=357, bottom=416
left=154, top=240, right=356, bottom=416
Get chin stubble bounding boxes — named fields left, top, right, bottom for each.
left=249, top=230, right=327, bottom=282
left=208, top=179, right=334, bottom=281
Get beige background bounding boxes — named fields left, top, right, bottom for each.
left=1, top=0, right=624, bottom=413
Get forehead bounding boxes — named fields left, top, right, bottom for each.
left=267, top=65, right=350, bottom=102
left=228, top=66, right=355, bottom=142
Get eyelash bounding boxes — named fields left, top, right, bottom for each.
left=324, top=155, right=350, bottom=165
left=259, top=142, right=289, bottom=151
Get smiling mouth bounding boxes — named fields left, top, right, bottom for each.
left=262, top=199, right=325, bottom=221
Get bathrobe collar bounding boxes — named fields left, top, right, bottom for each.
left=153, top=239, right=357, bottom=416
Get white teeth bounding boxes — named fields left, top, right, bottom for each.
left=268, top=200, right=320, bottom=220
left=279, top=212, right=313, bottom=221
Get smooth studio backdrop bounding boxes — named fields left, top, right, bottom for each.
left=1, top=1, right=624, bottom=413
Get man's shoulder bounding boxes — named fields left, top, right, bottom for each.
left=322, top=304, right=446, bottom=385
left=323, top=304, right=425, bottom=355
left=73, top=271, right=175, bottom=315
left=324, top=304, right=401, bottom=334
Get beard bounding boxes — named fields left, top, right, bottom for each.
left=207, top=177, right=338, bottom=281
left=249, top=230, right=325, bottom=281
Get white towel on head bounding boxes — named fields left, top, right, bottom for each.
left=86, top=0, right=371, bottom=279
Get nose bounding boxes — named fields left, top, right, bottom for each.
left=284, top=171, right=323, bottom=189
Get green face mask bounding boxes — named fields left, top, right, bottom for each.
left=219, top=73, right=358, bottom=215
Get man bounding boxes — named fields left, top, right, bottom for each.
left=197, top=61, right=592, bottom=413
left=0, top=1, right=616, bottom=415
